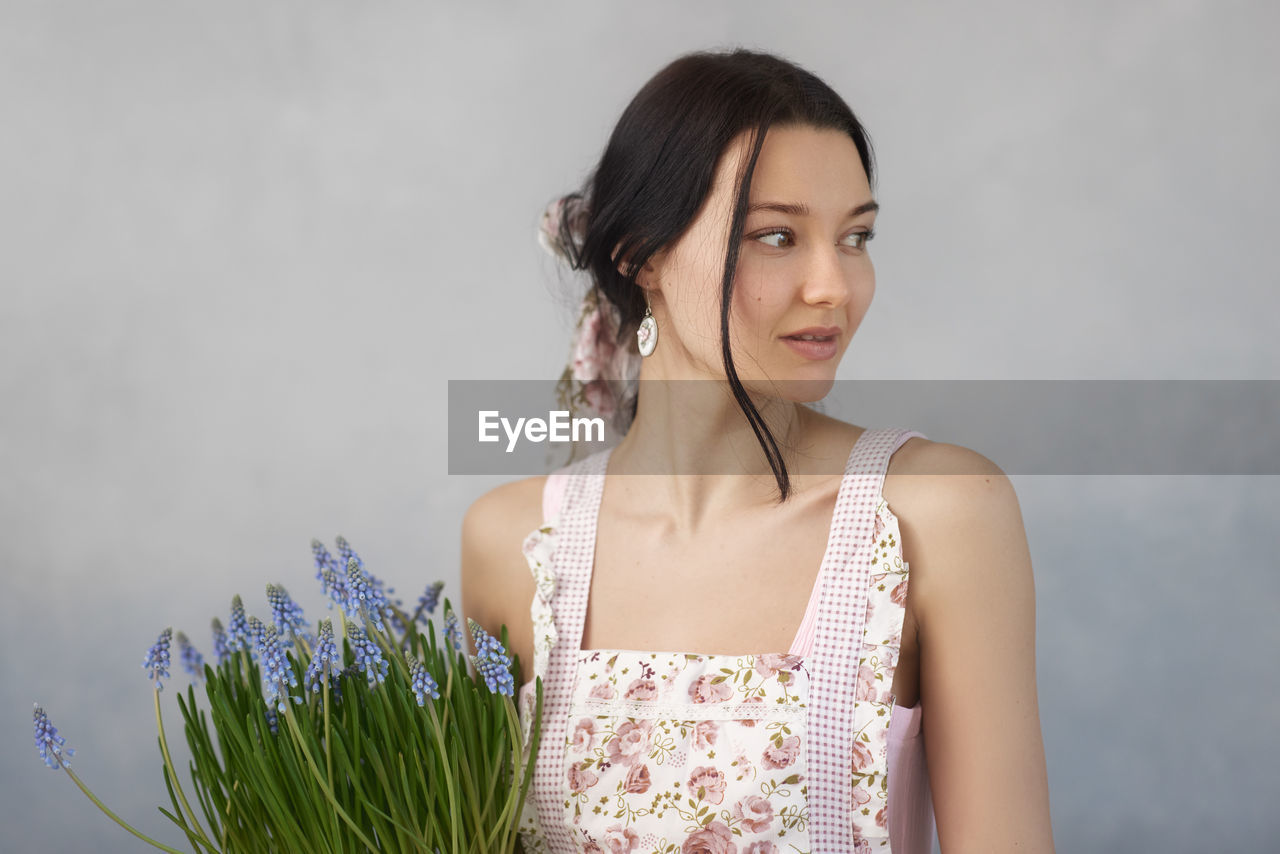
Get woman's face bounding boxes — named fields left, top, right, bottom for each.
left=645, top=124, right=877, bottom=401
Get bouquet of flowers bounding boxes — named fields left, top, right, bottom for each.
left=30, top=536, right=541, bottom=853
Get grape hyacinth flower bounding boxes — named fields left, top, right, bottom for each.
left=228, top=595, right=251, bottom=652
left=345, top=621, right=388, bottom=687
left=313, top=538, right=348, bottom=607
left=416, top=580, right=445, bottom=624
left=468, top=618, right=515, bottom=696
left=304, top=618, right=340, bottom=697
left=256, top=624, right=299, bottom=712
left=245, top=616, right=267, bottom=661
left=344, top=557, right=388, bottom=632
left=337, top=534, right=402, bottom=611
left=443, top=606, right=462, bottom=652
left=407, top=654, right=440, bottom=706
left=264, top=705, right=279, bottom=736
left=266, top=583, right=308, bottom=641
left=334, top=535, right=364, bottom=571
left=312, top=537, right=342, bottom=578
left=211, top=617, right=232, bottom=665
left=251, top=615, right=269, bottom=640
left=176, top=632, right=204, bottom=681
left=33, top=705, right=74, bottom=770
left=142, top=627, right=173, bottom=691
left=318, top=566, right=345, bottom=611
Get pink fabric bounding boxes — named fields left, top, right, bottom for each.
left=541, top=467, right=569, bottom=523
left=532, top=429, right=934, bottom=852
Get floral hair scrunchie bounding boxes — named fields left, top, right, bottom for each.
left=538, top=196, right=641, bottom=435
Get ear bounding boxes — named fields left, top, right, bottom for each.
left=613, top=244, right=667, bottom=285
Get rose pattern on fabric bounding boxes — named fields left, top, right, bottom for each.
left=848, top=496, right=913, bottom=848
left=517, top=495, right=914, bottom=853
left=521, top=521, right=560, bottom=748
left=554, top=649, right=810, bottom=849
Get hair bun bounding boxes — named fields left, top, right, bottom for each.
left=537, top=193, right=588, bottom=265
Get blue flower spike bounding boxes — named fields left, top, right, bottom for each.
left=467, top=618, right=515, bottom=697
left=142, top=627, right=173, bottom=691
left=257, top=624, right=299, bottom=712
left=344, top=557, right=387, bottom=633
left=417, top=580, right=445, bottom=623
left=266, top=583, right=308, bottom=640
left=228, top=595, right=251, bottom=652
left=313, top=538, right=348, bottom=607
left=176, top=631, right=204, bottom=680
left=33, top=705, right=74, bottom=770
left=443, top=606, right=463, bottom=652
left=407, top=654, right=440, bottom=706
left=311, top=537, right=341, bottom=579
left=318, top=566, right=344, bottom=609
left=335, top=535, right=363, bottom=571
left=344, top=620, right=388, bottom=687
left=212, top=617, right=232, bottom=665
left=304, top=618, right=340, bottom=696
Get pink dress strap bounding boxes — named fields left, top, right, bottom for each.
left=541, top=469, right=569, bottom=523
left=807, top=427, right=925, bottom=850
left=788, top=428, right=923, bottom=658
left=529, top=449, right=611, bottom=853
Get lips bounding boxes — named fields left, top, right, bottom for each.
left=780, top=329, right=840, bottom=361
left=781, top=326, right=841, bottom=341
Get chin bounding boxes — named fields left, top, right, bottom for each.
left=742, top=375, right=836, bottom=404
left=787, top=378, right=836, bottom=403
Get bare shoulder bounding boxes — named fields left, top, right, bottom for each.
left=886, top=435, right=1019, bottom=521
left=459, top=475, right=548, bottom=666
left=461, top=475, right=549, bottom=551
left=884, top=436, right=1031, bottom=625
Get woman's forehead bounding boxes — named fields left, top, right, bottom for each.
left=707, top=126, right=872, bottom=217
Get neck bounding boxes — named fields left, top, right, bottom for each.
left=606, top=377, right=825, bottom=529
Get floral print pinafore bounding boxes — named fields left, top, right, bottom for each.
left=516, top=428, right=929, bottom=853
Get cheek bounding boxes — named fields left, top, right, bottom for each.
left=665, top=246, right=725, bottom=337
left=844, top=266, right=876, bottom=330
left=731, top=263, right=789, bottom=331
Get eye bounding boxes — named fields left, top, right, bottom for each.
left=841, top=229, right=876, bottom=250
left=752, top=228, right=795, bottom=249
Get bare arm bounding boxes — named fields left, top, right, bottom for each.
left=902, top=446, right=1055, bottom=852
left=459, top=477, right=544, bottom=680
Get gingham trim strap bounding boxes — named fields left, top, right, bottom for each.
left=529, top=447, right=610, bottom=853
left=807, top=427, right=925, bottom=851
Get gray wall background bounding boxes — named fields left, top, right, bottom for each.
left=3, top=1, right=1277, bottom=851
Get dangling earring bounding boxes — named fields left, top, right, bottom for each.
left=636, top=292, right=658, bottom=357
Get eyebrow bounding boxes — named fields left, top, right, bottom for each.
left=747, top=200, right=880, bottom=217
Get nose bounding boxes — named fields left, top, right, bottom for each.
left=800, top=244, right=857, bottom=308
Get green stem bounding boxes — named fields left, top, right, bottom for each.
left=390, top=603, right=419, bottom=652
left=291, top=626, right=315, bottom=662
left=322, top=665, right=338, bottom=847
left=323, top=666, right=333, bottom=792
left=61, top=765, right=188, bottom=854
left=424, top=699, right=461, bottom=854
left=153, top=689, right=216, bottom=852
left=283, top=703, right=379, bottom=852
left=493, top=700, right=525, bottom=853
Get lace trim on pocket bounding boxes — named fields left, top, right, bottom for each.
left=572, top=697, right=807, bottom=722
left=520, top=518, right=558, bottom=744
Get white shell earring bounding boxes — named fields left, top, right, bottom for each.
left=636, top=296, right=658, bottom=357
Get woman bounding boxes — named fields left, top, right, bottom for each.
left=462, top=49, right=1054, bottom=853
